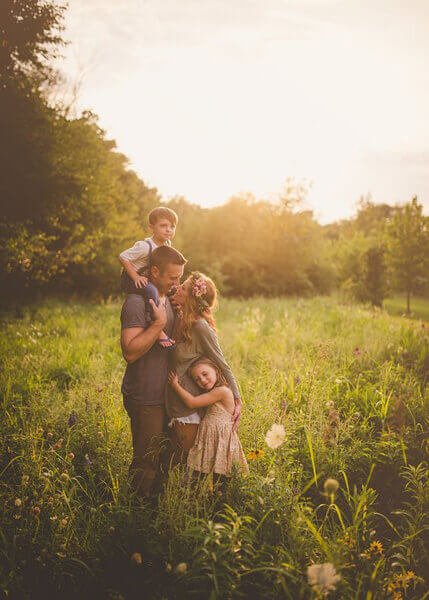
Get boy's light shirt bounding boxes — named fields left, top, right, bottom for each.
left=119, top=237, right=172, bottom=272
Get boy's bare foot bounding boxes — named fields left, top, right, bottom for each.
left=158, top=334, right=175, bottom=350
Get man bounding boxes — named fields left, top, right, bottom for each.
left=120, top=245, right=186, bottom=498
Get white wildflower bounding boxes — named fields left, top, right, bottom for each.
left=323, top=478, right=339, bottom=495
left=265, top=424, right=286, bottom=449
left=307, top=562, right=341, bottom=596
left=175, top=562, right=188, bottom=575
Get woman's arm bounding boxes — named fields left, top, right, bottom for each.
left=168, top=372, right=225, bottom=409
left=194, top=320, right=241, bottom=400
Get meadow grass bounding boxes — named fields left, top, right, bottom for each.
left=0, top=297, right=428, bottom=599
left=384, top=295, right=429, bottom=322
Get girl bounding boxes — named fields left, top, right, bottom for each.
left=168, top=358, right=248, bottom=476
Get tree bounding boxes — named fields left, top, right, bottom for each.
left=359, top=246, right=386, bottom=307
left=0, top=0, right=66, bottom=88
left=385, top=197, right=429, bottom=314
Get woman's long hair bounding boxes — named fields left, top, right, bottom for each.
left=180, top=272, right=218, bottom=343
left=188, top=357, right=229, bottom=388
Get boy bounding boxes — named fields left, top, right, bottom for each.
left=119, top=206, right=178, bottom=349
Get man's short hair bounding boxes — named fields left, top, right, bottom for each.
left=148, top=206, right=178, bottom=227
left=149, top=246, right=187, bottom=274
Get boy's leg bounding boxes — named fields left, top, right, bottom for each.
left=141, top=282, right=159, bottom=321
left=121, top=270, right=140, bottom=294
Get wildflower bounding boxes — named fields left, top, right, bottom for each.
left=60, top=518, right=68, bottom=527
left=165, top=562, right=172, bottom=572
left=175, top=562, right=188, bottom=575
left=326, top=400, right=335, bottom=409
left=323, top=478, right=339, bottom=496
left=67, top=452, right=75, bottom=460
left=334, top=378, right=342, bottom=384
left=246, top=449, right=265, bottom=460
left=386, top=570, right=418, bottom=598
left=353, top=347, right=362, bottom=357
left=368, top=540, right=383, bottom=555
left=14, top=513, right=21, bottom=520
left=47, top=432, right=54, bottom=438
left=50, top=516, right=58, bottom=521
left=53, top=438, right=63, bottom=450
left=68, top=412, right=78, bottom=427
left=60, top=473, right=69, bottom=483
left=130, top=552, right=143, bottom=565
left=21, top=475, right=29, bottom=485
left=265, top=424, right=286, bottom=449
left=84, top=453, right=93, bottom=466
left=109, top=526, right=115, bottom=533
left=32, top=506, right=41, bottom=517
left=294, top=376, right=301, bottom=385
left=14, top=498, right=22, bottom=507
left=307, top=563, right=341, bottom=596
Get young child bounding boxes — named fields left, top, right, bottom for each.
left=119, top=206, right=178, bottom=349
left=168, top=358, right=248, bottom=476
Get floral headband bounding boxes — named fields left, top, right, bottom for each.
left=190, top=272, right=209, bottom=312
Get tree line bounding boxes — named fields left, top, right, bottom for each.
left=1, top=1, right=428, bottom=312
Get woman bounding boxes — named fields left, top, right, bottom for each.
left=167, top=272, right=242, bottom=463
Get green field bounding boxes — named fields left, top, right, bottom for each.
left=384, top=295, right=429, bottom=322
left=1, top=297, right=428, bottom=599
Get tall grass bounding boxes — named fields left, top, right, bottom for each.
left=0, top=297, right=428, bottom=599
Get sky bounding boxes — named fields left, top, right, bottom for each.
left=58, top=0, right=429, bottom=223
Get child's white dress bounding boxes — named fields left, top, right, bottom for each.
left=187, top=403, right=249, bottom=476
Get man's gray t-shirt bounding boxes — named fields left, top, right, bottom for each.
left=121, top=294, right=175, bottom=406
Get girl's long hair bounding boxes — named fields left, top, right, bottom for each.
left=181, top=272, right=218, bottom=343
left=188, top=357, right=229, bottom=389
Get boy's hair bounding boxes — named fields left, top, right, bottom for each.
left=188, top=357, right=229, bottom=389
left=149, top=246, right=187, bottom=274
left=148, top=206, right=178, bottom=227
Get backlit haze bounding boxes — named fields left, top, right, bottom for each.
left=58, top=0, right=429, bottom=223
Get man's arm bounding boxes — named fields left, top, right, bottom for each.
left=121, top=300, right=166, bottom=363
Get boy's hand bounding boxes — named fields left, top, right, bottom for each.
left=168, top=371, right=179, bottom=389
left=134, top=275, right=148, bottom=289
left=149, top=299, right=167, bottom=328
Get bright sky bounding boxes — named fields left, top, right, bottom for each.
left=59, top=0, right=429, bottom=223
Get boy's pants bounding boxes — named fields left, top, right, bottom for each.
left=120, top=271, right=159, bottom=321
left=123, top=401, right=167, bottom=497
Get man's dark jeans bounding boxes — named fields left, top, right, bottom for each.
left=123, top=401, right=167, bottom=498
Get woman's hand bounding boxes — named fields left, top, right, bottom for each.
left=232, top=397, right=242, bottom=432
left=168, top=370, right=180, bottom=389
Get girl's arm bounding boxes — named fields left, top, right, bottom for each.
left=168, top=372, right=225, bottom=409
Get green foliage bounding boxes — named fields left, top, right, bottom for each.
left=0, top=297, right=428, bottom=598
left=170, top=194, right=335, bottom=297
left=0, top=0, right=66, bottom=87
left=385, top=197, right=429, bottom=314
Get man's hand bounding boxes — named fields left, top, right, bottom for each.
left=134, top=275, right=148, bottom=289
left=149, top=299, right=167, bottom=328
left=232, top=397, right=242, bottom=432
